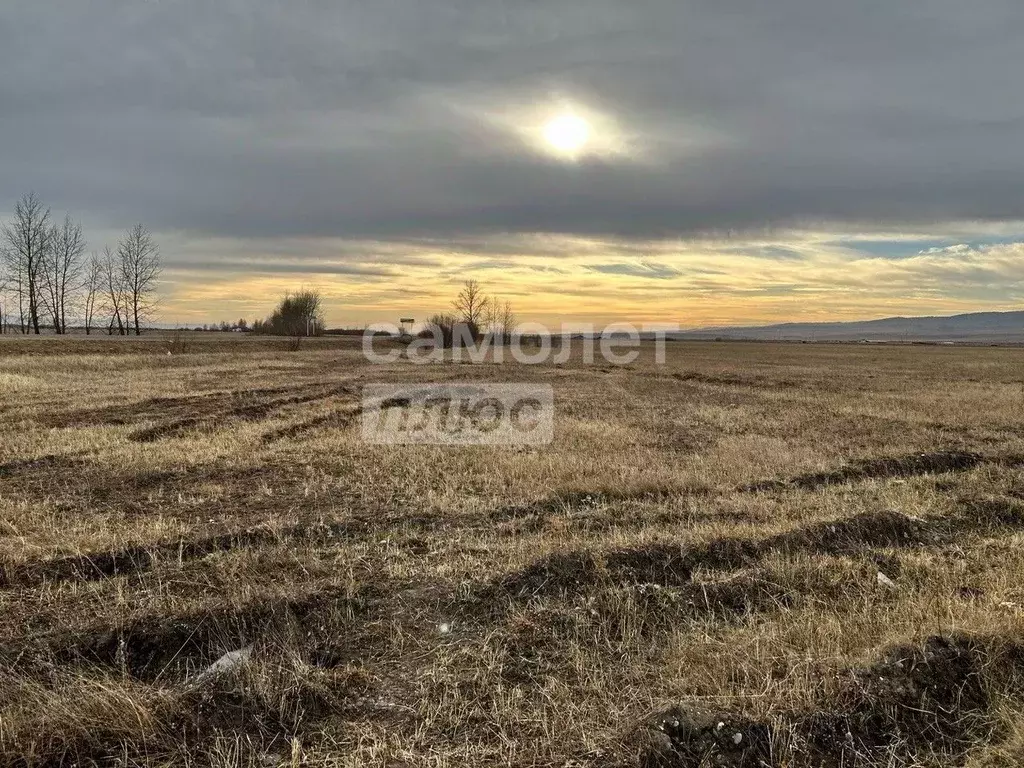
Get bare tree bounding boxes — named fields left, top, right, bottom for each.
left=101, top=246, right=126, bottom=335
left=499, top=298, right=517, bottom=344
left=0, top=274, right=8, bottom=334
left=452, top=279, right=489, bottom=335
left=484, top=295, right=517, bottom=344
left=1, top=248, right=27, bottom=333
left=483, top=297, right=498, bottom=335
left=40, top=215, right=85, bottom=334
left=1, top=193, right=51, bottom=334
left=118, top=224, right=161, bottom=335
left=82, top=252, right=102, bottom=335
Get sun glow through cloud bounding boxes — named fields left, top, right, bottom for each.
left=542, top=112, right=592, bottom=157
left=438, top=89, right=645, bottom=162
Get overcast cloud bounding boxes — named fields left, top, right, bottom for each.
left=2, top=0, right=1022, bottom=323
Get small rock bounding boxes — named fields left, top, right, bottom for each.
left=193, top=646, right=252, bottom=683
left=732, top=732, right=743, bottom=745
left=877, top=571, right=898, bottom=590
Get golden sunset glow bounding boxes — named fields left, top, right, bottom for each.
left=158, top=230, right=1024, bottom=329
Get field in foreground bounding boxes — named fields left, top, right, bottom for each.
left=2, top=335, right=1024, bottom=767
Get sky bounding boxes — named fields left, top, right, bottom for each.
left=2, top=0, right=1023, bottom=329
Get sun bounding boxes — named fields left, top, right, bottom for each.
left=542, top=113, right=592, bottom=157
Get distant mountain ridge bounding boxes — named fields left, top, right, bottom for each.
left=672, top=310, right=1024, bottom=343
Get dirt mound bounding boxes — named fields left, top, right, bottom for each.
left=24, top=585, right=376, bottom=680
left=495, top=551, right=602, bottom=598
left=488, top=489, right=688, bottom=534
left=639, top=710, right=772, bottom=768
left=0, top=520, right=377, bottom=587
left=499, top=580, right=795, bottom=685
left=743, top=451, right=985, bottom=492
left=636, top=634, right=1024, bottom=768
left=491, top=509, right=950, bottom=603
left=494, top=544, right=700, bottom=600
left=766, top=509, right=939, bottom=555
left=487, top=499, right=1024, bottom=620
left=962, top=497, right=1024, bottom=527
left=672, top=371, right=799, bottom=390
left=805, top=635, right=996, bottom=757
left=599, top=579, right=797, bottom=640
left=494, top=489, right=679, bottom=518
left=604, top=545, right=699, bottom=586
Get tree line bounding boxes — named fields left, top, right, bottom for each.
left=245, top=281, right=516, bottom=346
left=0, top=197, right=511, bottom=343
left=226, top=281, right=517, bottom=349
left=0, top=193, right=161, bottom=335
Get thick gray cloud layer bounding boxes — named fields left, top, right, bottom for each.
left=2, top=0, right=1023, bottom=240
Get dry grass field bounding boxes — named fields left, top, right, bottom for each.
left=2, top=334, right=1024, bottom=767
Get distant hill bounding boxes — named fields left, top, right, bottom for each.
left=671, top=310, right=1024, bottom=343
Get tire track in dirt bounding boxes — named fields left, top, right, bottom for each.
left=36, top=382, right=353, bottom=435
left=129, top=385, right=354, bottom=442
left=45, top=384, right=303, bottom=428
left=259, top=405, right=362, bottom=444
left=0, top=453, right=87, bottom=478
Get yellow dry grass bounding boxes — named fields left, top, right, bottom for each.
left=1, top=333, right=1024, bottom=767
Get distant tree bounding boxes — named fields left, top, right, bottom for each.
left=118, top=224, right=161, bottom=335
left=1, top=193, right=51, bottom=334
left=237, top=318, right=248, bottom=331
left=40, top=215, right=86, bottom=334
left=452, top=279, right=489, bottom=337
left=424, top=312, right=459, bottom=348
left=488, top=296, right=517, bottom=345
left=101, top=246, right=127, bottom=335
left=82, top=252, right=102, bottom=335
left=1, top=250, right=28, bottom=333
left=0, top=276, right=8, bottom=334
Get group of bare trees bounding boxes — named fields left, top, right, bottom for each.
left=427, top=279, right=518, bottom=346
left=250, top=290, right=325, bottom=350
left=0, top=194, right=161, bottom=335
left=253, top=290, right=324, bottom=337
